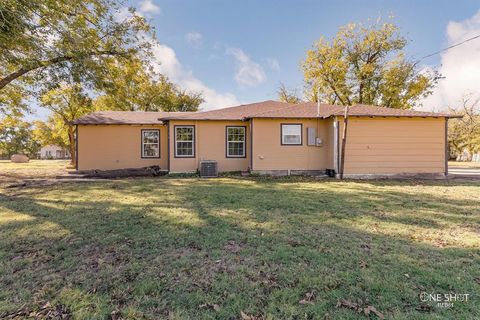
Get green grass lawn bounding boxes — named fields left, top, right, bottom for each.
left=0, top=177, right=479, bottom=319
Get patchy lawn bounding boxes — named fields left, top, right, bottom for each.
left=0, top=160, right=71, bottom=181
left=0, top=177, right=479, bottom=319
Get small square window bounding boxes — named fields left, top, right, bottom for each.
left=281, top=124, right=302, bottom=145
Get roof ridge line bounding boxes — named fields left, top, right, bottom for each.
left=197, top=99, right=280, bottom=114
left=243, top=102, right=297, bottom=119
left=159, top=100, right=280, bottom=120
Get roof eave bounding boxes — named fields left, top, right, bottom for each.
left=73, top=121, right=165, bottom=125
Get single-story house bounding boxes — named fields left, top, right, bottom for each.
left=72, top=100, right=459, bottom=178
left=38, top=144, right=71, bottom=159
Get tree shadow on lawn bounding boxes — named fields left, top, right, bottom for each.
left=0, top=178, right=479, bottom=319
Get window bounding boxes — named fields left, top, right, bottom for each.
left=175, top=126, right=195, bottom=157
left=142, top=129, right=160, bottom=158
left=226, top=126, right=246, bottom=158
left=281, top=124, right=302, bottom=145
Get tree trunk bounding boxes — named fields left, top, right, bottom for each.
left=339, top=106, right=349, bottom=179
left=68, top=126, right=76, bottom=167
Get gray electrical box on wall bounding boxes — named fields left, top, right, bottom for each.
left=307, top=127, right=316, bottom=146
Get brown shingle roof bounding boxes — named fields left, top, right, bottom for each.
left=159, top=100, right=292, bottom=120
left=72, top=111, right=194, bottom=125
left=332, top=104, right=459, bottom=118
left=250, top=102, right=460, bottom=119
left=72, top=101, right=460, bottom=124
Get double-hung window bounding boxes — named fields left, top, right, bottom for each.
left=175, top=126, right=195, bottom=157
left=281, top=124, right=302, bottom=145
left=141, top=129, right=160, bottom=158
left=226, top=126, right=246, bottom=158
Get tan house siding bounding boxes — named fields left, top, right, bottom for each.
left=340, top=117, right=446, bottom=174
left=77, top=125, right=168, bottom=170
left=168, top=120, right=250, bottom=173
left=251, top=118, right=332, bottom=172
left=75, top=115, right=447, bottom=177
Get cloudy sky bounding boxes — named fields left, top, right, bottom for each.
left=32, top=0, right=480, bottom=118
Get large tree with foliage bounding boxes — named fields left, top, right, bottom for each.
left=0, top=0, right=151, bottom=116
left=301, top=20, right=438, bottom=108
left=40, top=84, right=93, bottom=165
left=0, top=116, right=40, bottom=158
left=32, top=117, right=68, bottom=149
left=94, top=58, right=203, bottom=112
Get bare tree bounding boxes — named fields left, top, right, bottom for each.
left=277, top=83, right=303, bottom=104
left=448, top=93, right=480, bottom=159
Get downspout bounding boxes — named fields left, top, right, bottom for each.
left=250, top=118, right=254, bottom=171
left=75, top=125, right=79, bottom=171
left=195, top=120, right=199, bottom=170
left=167, top=120, right=170, bottom=173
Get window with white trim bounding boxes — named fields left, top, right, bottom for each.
left=142, top=130, right=160, bottom=158
left=226, top=126, right=246, bottom=157
left=175, top=126, right=195, bottom=157
left=281, top=124, right=302, bottom=145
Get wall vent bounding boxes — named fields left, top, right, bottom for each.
left=199, top=160, right=218, bottom=177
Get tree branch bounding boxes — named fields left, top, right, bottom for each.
left=0, top=50, right=124, bottom=90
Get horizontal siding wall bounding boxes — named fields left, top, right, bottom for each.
left=77, top=125, right=168, bottom=170
left=168, top=120, right=250, bottom=173
left=252, top=118, right=333, bottom=171
left=342, top=117, right=446, bottom=174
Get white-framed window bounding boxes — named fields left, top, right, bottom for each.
left=281, top=124, right=302, bottom=145
left=175, top=126, right=195, bottom=157
left=226, top=126, right=246, bottom=158
left=141, top=129, right=160, bottom=158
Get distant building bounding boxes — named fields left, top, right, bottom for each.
left=39, top=145, right=71, bottom=159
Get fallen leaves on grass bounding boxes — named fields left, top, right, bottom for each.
left=240, top=311, right=263, bottom=320
left=299, top=290, right=316, bottom=305
left=199, top=303, right=220, bottom=312
left=360, top=243, right=371, bottom=252
left=336, top=299, right=384, bottom=319
left=287, top=238, right=302, bottom=247
left=224, top=240, right=245, bottom=253
left=2, top=302, right=71, bottom=319
left=110, top=309, right=123, bottom=320
left=336, top=298, right=360, bottom=310
left=363, top=305, right=384, bottom=319
left=415, top=303, right=433, bottom=312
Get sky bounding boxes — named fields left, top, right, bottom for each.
left=32, top=0, right=480, bottom=119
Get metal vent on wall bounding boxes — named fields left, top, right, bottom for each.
left=200, top=160, right=218, bottom=177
